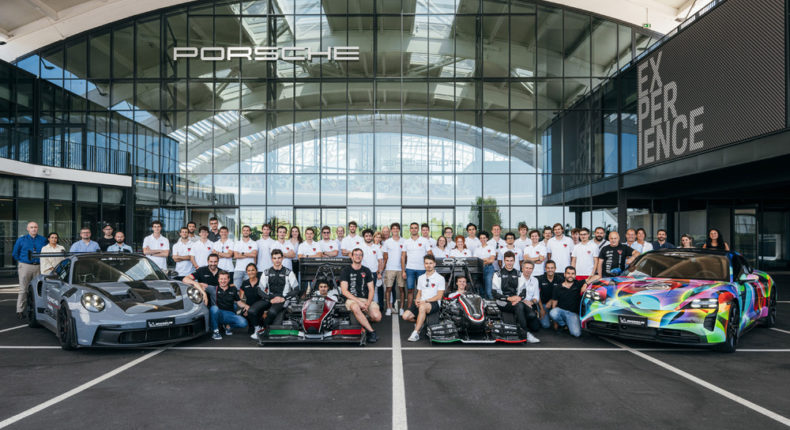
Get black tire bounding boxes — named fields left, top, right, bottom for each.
left=760, top=288, right=777, bottom=328
left=715, top=302, right=739, bottom=353
left=57, top=305, right=77, bottom=350
left=27, top=286, right=40, bottom=328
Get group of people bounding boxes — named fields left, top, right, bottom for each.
left=12, top=218, right=732, bottom=342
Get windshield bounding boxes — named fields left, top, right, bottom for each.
left=72, top=256, right=169, bottom=283
left=622, top=252, right=729, bottom=281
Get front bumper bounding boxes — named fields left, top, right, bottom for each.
left=92, top=316, right=207, bottom=347
left=259, top=327, right=366, bottom=345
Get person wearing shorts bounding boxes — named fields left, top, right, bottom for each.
left=341, top=248, right=382, bottom=343
left=382, top=223, right=406, bottom=315
left=403, top=254, right=445, bottom=342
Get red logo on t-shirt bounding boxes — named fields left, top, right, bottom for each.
left=587, top=250, right=591, bottom=254
left=225, top=246, right=229, bottom=250
left=400, top=245, right=403, bottom=248
left=160, top=243, right=163, bottom=247
left=617, top=250, right=622, bottom=254
left=418, top=243, right=422, bottom=247
left=431, top=283, right=435, bottom=287
left=330, top=246, right=333, bottom=249
left=361, top=273, right=366, bottom=278
left=373, top=251, right=377, bottom=254
left=248, top=246, right=252, bottom=250
left=313, top=248, right=316, bottom=252
left=187, top=248, right=191, bottom=252
left=563, top=244, right=568, bottom=247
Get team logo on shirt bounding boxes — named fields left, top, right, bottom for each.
left=400, top=245, right=403, bottom=248
left=187, top=248, right=191, bottom=252
left=248, top=246, right=252, bottom=250
left=361, top=272, right=366, bottom=278
left=418, top=243, right=422, bottom=247
left=160, top=243, right=163, bottom=246
left=372, top=250, right=376, bottom=254
left=563, top=244, right=567, bottom=247
left=330, top=246, right=333, bottom=249
left=587, top=250, right=591, bottom=254
left=617, top=250, right=622, bottom=254
left=313, top=248, right=316, bottom=252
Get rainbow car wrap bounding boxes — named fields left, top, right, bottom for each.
left=581, top=249, right=776, bottom=350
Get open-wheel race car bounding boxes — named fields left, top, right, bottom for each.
left=26, top=252, right=208, bottom=349
left=426, top=257, right=527, bottom=344
left=258, top=258, right=368, bottom=346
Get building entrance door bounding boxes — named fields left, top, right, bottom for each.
left=734, top=207, right=758, bottom=265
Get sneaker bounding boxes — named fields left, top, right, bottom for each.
left=526, top=332, right=540, bottom=343
left=407, top=331, right=419, bottom=342
left=250, top=325, right=262, bottom=340
left=366, top=331, right=379, bottom=343
left=212, top=330, right=222, bottom=340
left=399, top=309, right=404, bottom=316
left=385, top=308, right=392, bottom=316
left=225, top=327, right=233, bottom=336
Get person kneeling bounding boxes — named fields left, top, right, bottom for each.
left=341, top=248, right=382, bottom=343
left=492, top=252, right=540, bottom=343
left=548, top=266, right=587, bottom=337
left=205, top=271, right=249, bottom=340
left=403, top=254, right=445, bottom=342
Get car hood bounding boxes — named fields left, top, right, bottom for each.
left=81, top=280, right=186, bottom=313
left=593, top=277, right=729, bottom=311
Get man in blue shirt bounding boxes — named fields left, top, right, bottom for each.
left=12, top=221, right=47, bottom=319
left=70, top=228, right=100, bottom=253
left=651, top=229, right=676, bottom=250
left=107, top=231, right=133, bottom=253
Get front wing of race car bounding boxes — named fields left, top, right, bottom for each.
left=426, top=320, right=525, bottom=344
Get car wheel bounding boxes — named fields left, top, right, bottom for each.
left=715, top=302, right=739, bottom=353
left=760, top=288, right=777, bottom=328
left=57, top=305, right=77, bottom=350
left=27, top=286, right=40, bottom=328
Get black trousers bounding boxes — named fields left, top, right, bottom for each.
left=500, top=301, right=541, bottom=333
left=246, top=300, right=268, bottom=328
left=261, top=300, right=286, bottom=327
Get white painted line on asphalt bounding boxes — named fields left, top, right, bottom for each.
left=777, top=301, right=790, bottom=304
left=0, top=346, right=60, bottom=349
left=392, top=315, right=408, bottom=430
left=169, top=346, right=393, bottom=351
left=770, top=328, right=790, bottom=335
left=0, top=348, right=166, bottom=429
left=605, top=338, right=790, bottom=427
left=0, top=291, right=19, bottom=294
left=738, top=349, right=790, bottom=352
left=0, top=325, right=26, bottom=334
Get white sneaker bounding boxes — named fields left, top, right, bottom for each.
left=399, top=309, right=404, bottom=316
left=385, top=308, right=392, bottom=316
left=407, top=331, right=420, bottom=342
left=526, top=332, right=540, bottom=343
left=250, top=326, right=262, bottom=340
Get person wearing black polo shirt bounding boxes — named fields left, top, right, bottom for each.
left=207, top=217, right=221, bottom=242
left=97, top=224, right=116, bottom=251
left=259, top=249, right=299, bottom=332
left=341, top=248, right=381, bottom=343
left=403, top=254, right=445, bottom=342
left=492, top=251, right=534, bottom=340
left=596, top=231, right=639, bottom=278
left=205, top=271, right=249, bottom=340
left=536, top=260, right=563, bottom=329
left=239, top=263, right=267, bottom=339
left=548, top=266, right=587, bottom=337
left=183, top=253, right=221, bottom=293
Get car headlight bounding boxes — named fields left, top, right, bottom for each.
left=686, top=297, right=718, bottom=309
left=81, top=293, right=106, bottom=312
left=187, top=287, right=204, bottom=304
left=584, top=290, right=605, bottom=302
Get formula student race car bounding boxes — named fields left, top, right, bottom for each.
left=25, top=253, right=209, bottom=349
left=258, top=258, right=368, bottom=346
left=581, top=248, right=777, bottom=352
left=426, top=257, right=527, bottom=344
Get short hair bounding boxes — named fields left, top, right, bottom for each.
left=491, top=224, right=501, bottom=230
left=48, top=232, right=59, bottom=239
left=321, top=225, right=331, bottom=233
left=521, top=260, right=535, bottom=268
left=277, top=225, right=287, bottom=232
left=271, top=249, right=283, bottom=257
left=466, top=223, right=477, bottom=230
left=245, top=262, right=258, bottom=272
left=151, top=220, right=162, bottom=227
left=423, top=254, right=436, bottom=262
left=594, top=226, right=605, bottom=233
left=545, top=259, right=557, bottom=268
left=207, top=253, right=219, bottom=261
left=571, top=228, right=580, bottom=235
left=179, top=227, right=188, bottom=232
left=80, top=227, right=91, bottom=233
left=552, top=223, right=563, bottom=230
left=410, top=222, right=419, bottom=228
left=504, top=232, right=515, bottom=240
left=443, top=227, right=453, bottom=233
left=657, top=229, right=667, bottom=234
left=198, top=226, right=209, bottom=233
left=636, top=228, right=647, bottom=235
left=305, top=227, right=316, bottom=235
left=217, top=270, right=230, bottom=278
left=478, top=230, right=489, bottom=240
left=262, top=223, right=273, bottom=231
left=241, top=225, right=251, bottom=231
left=351, top=248, right=364, bottom=256
left=518, top=223, right=528, bottom=230
left=580, top=227, right=590, bottom=234
left=390, top=222, right=401, bottom=230
left=362, top=228, right=374, bottom=236
left=503, top=251, right=515, bottom=260
left=543, top=226, right=552, bottom=232
left=626, top=228, right=636, bottom=234
left=209, top=217, right=218, bottom=222
left=529, top=229, right=540, bottom=237
left=348, top=220, right=358, bottom=227
left=219, top=226, right=229, bottom=232
left=564, top=266, right=576, bottom=273
left=187, top=221, right=196, bottom=227
left=421, top=223, right=429, bottom=229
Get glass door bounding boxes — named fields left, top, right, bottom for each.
left=733, top=207, right=758, bottom=265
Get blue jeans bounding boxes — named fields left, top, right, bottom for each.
left=405, top=269, right=425, bottom=290
left=210, top=305, right=248, bottom=332
left=482, top=264, right=495, bottom=299
left=549, top=308, right=581, bottom=337
left=233, top=271, right=248, bottom=288
left=539, top=306, right=552, bottom=329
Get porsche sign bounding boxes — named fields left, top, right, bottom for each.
left=172, top=46, right=360, bottom=61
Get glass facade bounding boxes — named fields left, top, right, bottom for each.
left=4, top=0, right=661, bottom=244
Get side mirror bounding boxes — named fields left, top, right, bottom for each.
left=738, top=273, right=759, bottom=282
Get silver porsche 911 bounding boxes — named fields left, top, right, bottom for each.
left=25, top=253, right=209, bottom=349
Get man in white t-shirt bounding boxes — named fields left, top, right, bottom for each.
left=256, top=224, right=275, bottom=271
left=318, top=226, right=339, bottom=257
left=546, top=223, right=574, bottom=272
left=172, top=227, right=195, bottom=279
left=142, top=220, right=170, bottom=272
left=360, top=229, right=384, bottom=304
left=212, top=226, right=235, bottom=272
left=186, top=221, right=198, bottom=243
left=523, top=229, right=547, bottom=277
left=498, top=232, right=523, bottom=270
left=514, top=223, right=530, bottom=251
left=190, top=226, right=215, bottom=268
left=420, top=223, right=437, bottom=248
left=403, top=254, right=445, bottom=342
left=571, top=228, right=600, bottom=281
left=382, top=223, right=406, bottom=316
left=233, top=225, right=258, bottom=287
left=473, top=231, right=497, bottom=299
left=271, top=225, right=296, bottom=270
left=465, top=223, right=481, bottom=252
left=297, top=227, right=323, bottom=258
left=402, top=222, right=432, bottom=311
left=490, top=224, right=507, bottom=252
left=341, top=221, right=363, bottom=256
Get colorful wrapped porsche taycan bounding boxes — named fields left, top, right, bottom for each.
left=581, top=249, right=777, bottom=352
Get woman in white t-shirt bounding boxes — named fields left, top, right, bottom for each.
left=449, top=236, right=471, bottom=257
left=432, top=236, right=450, bottom=259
